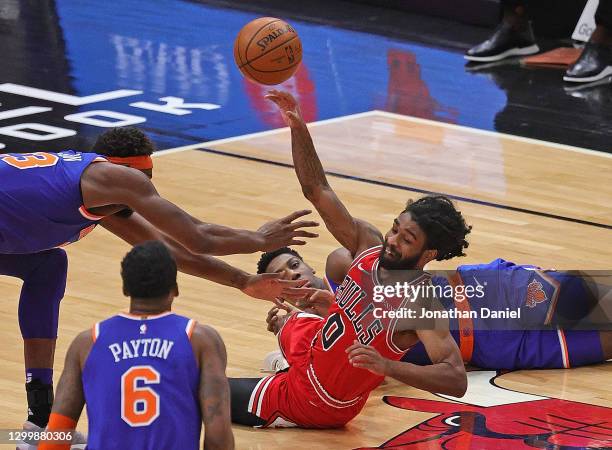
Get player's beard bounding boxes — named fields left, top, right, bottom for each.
left=379, top=241, right=422, bottom=270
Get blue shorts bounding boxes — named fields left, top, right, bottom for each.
left=402, top=329, right=603, bottom=369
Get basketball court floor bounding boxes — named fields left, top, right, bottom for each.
left=0, top=1, right=611, bottom=449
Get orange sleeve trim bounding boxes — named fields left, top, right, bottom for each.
left=448, top=272, right=474, bottom=364
left=37, top=413, right=76, bottom=450
left=91, top=322, right=99, bottom=343
left=186, top=319, right=197, bottom=340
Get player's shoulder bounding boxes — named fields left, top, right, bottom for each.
left=191, top=323, right=224, bottom=345
left=355, top=218, right=383, bottom=248
left=190, top=323, right=226, bottom=359
left=69, top=328, right=97, bottom=367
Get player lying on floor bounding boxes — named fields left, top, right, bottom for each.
left=227, top=90, right=472, bottom=429
left=259, top=246, right=612, bottom=370
left=39, top=241, right=234, bottom=450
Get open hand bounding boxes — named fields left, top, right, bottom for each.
left=265, top=90, right=303, bottom=128
left=266, top=305, right=293, bottom=334
left=241, top=273, right=309, bottom=301
left=346, top=340, right=390, bottom=376
left=257, top=209, right=318, bottom=251
left=281, top=287, right=334, bottom=317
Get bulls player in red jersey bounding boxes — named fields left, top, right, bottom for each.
left=227, top=91, right=470, bottom=429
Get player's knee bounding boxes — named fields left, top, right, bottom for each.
left=18, top=249, right=68, bottom=339
left=40, top=248, right=68, bottom=280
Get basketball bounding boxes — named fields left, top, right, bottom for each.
left=234, top=17, right=302, bottom=85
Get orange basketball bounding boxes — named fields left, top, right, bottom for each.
left=234, top=17, right=302, bottom=85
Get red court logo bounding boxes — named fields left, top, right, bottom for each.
left=525, top=279, right=548, bottom=308
left=356, top=372, right=611, bottom=449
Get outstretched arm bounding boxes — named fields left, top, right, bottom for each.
left=192, top=324, right=234, bottom=450
left=82, top=163, right=318, bottom=256
left=101, top=212, right=305, bottom=301
left=266, top=90, right=382, bottom=256
left=346, top=329, right=467, bottom=398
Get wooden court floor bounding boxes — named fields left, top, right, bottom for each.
left=0, top=112, right=611, bottom=448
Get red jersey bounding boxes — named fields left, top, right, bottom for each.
left=310, top=245, right=430, bottom=402
left=249, top=245, right=431, bottom=428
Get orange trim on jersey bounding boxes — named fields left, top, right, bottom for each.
left=448, top=272, right=474, bottom=364
left=557, top=329, right=570, bottom=368
left=106, top=155, right=153, bottom=170
left=78, top=205, right=105, bottom=221
left=185, top=319, right=197, bottom=340
left=537, top=270, right=561, bottom=325
left=37, top=413, right=76, bottom=450
left=91, top=323, right=99, bottom=343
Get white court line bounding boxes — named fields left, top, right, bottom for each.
left=372, top=109, right=612, bottom=160
left=153, top=110, right=379, bottom=157
left=154, top=108, right=612, bottom=160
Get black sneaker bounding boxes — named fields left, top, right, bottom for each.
left=465, top=21, right=539, bottom=62
left=564, top=43, right=612, bottom=83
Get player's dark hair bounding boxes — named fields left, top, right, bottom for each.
left=92, top=127, right=155, bottom=156
left=257, top=247, right=303, bottom=274
left=403, top=195, right=471, bottom=261
left=121, top=241, right=177, bottom=298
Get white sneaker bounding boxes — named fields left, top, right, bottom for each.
left=261, top=350, right=289, bottom=373
left=16, top=421, right=87, bottom=450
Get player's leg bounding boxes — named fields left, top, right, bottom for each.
left=0, top=249, right=67, bottom=428
left=600, top=331, right=612, bottom=360
left=228, top=378, right=269, bottom=426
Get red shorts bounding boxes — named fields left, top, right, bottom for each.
left=247, top=312, right=368, bottom=428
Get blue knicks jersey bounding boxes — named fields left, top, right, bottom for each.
left=0, top=151, right=106, bottom=254
left=83, top=312, right=201, bottom=450
left=404, top=259, right=591, bottom=369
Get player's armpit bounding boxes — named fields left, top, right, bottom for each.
left=193, top=325, right=235, bottom=450
left=325, top=247, right=354, bottom=285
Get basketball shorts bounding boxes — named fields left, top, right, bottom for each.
left=241, top=312, right=367, bottom=428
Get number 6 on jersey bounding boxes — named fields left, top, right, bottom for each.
left=121, top=366, right=161, bottom=427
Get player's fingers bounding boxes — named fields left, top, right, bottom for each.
left=281, top=209, right=312, bottom=223
left=266, top=307, right=279, bottom=320
left=287, top=220, right=319, bottom=229
left=291, top=230, right=319, bottom=240
left=283, top=287, right=317, bottom=295
left=276, top=301, right=293, bottom=313
left=289, top=239, right=306, bottom=246
left=257, top=273, right=282, bottom=283
left=278, top=279, right=309, bottom=290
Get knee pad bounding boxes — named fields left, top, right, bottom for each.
left=18, top=249, right=68, bottom=339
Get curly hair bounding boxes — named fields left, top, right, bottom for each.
left=403, top=195, right=471, bottom=261
left=256, top=247, right=303, bottom=274
left=121, top=241, right=177, bottom=298
left=92, top=127, right=156, bottom=157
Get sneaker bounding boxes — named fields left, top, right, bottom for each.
left=261, top=350, right=289, bottom=373
left=15, top=421, right=87, bottom=450
left=465, top=21, right=539, bottom=62
left=564, top=43, right=612, bottom=83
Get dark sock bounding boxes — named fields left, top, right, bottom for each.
left=26, top=379, right=54, bottom=428
left=26, top=368, right=53, bottom=385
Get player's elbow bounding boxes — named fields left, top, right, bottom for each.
left=204, top=427, right=234, bottom=450
left=301, top=183, right=330, bottom=204
left=448, top=368, right=467, bottom=398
